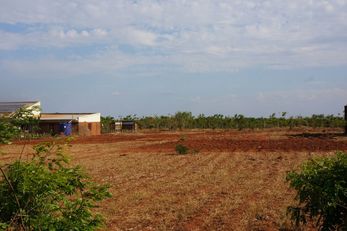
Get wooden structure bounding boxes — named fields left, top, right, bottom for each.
left=115, top=121, right=138, bottom=132
left=39, top=113, right=101, bottom=136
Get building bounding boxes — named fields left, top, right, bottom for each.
left=0, top=101, right=41, bottom=118
left=0, top=101, right=101, bottom=136
left=115, top=121, right=138, bottom=132
left=39, top=113, right=101, bottom=136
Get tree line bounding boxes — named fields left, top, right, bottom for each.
left=102, top=112, right=346, bottom=132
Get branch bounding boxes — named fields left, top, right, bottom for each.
left=0, top=167, right=26, bottom=231
left=336, top=202, right=347, bottom=210
left=19, top=142, right=26, bottom=161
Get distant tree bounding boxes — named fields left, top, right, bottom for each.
left=101, top=116, right=115, bottom=133
left=174, top=112, right=193, bottom=130
left=119, top=112, right=345, bottom=131
left=234, top=114, right=245, bottom=130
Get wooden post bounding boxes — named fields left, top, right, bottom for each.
left=345, top=105, right=347, bottom=134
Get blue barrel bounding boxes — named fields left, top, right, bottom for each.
left=64, top=122, right=72, bottom=136
left=59, top=122, right=72, bottom=136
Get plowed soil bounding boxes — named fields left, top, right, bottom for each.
left=15, top=129, right=347, bottom=153
left=3, top=128, right=347, bottom=230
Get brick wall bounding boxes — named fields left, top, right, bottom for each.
left=78, top=122, right=101, bottom=136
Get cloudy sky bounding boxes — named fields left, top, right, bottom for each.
left=0, top=0, right=346, bottom=117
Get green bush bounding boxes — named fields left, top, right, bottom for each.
left=175, top=144, right=189, bottom=155
left=0, top=141, right=111, bottom=230
left=0, top=120, right=19, bottom=144
left=0, top=106, right=40, bottom=144
left=286, top=151, right=347, bottom=230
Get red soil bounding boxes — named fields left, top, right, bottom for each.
left=14, top=130, right=347, bottom=153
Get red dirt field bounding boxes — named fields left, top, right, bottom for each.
left=2, top=128, right=347, bottom=230
left=15, top=128, right=347, bottom=152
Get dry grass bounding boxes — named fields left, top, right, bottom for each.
left=1, top=129, right=346, bottom=230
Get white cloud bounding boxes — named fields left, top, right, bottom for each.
left=122, top=28, right=157, bottom=46
left=0, top=27, right=110, bottom=50
left=93, top=28, right=107, bottom=37
left=50, top=28, right=108, bottom=40
left=0, top=0, right=346, bottom=72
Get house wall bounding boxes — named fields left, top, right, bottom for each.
left=115, top=122, right=122, bottom=131
left=77, top=113, right=101, bottom=136
left=78, top=113, right=101, bottom=123
left=37, top=122, right=59, bottom=135
left=114, top=121, right=138, bottom=132
left=39, top=121, right=100, bottom=136
left=38, top=113, right=101, bottom=136
left=122, top=122, right=138, bottom=131
left=78, top=122, right=101, bottom=136
left=39, top=122, right=78, bottom=135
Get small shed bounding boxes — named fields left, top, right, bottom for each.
left=39, top=113, right=101, bottom=136
left=115, top=121, right=138, bottom=132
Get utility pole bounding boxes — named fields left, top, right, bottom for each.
left=345, top=105, right=347, bottom=134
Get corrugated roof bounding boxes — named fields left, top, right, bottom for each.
left=41, top=113, right=97, bottom=115
left=0, top=101, right=39, bottom=113
left=40, top=113, right=98, bottom=121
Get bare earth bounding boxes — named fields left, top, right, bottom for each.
left=2, top=128, right=347, bottom=231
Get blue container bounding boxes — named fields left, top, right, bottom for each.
left=59, top=122, right=72, bottom=136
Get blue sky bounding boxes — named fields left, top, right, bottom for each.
left=0, top=0, right=346, bottom=117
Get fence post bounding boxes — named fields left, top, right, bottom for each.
left=345, top=105, right=347, bottom=134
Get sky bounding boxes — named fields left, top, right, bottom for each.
left=0, top=0, right=347, bottom=117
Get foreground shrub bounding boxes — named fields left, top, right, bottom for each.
left=0, top=120, right=19, bottom=144
left=286, top=151, right=347, bottom=230
left=176, top=144, right=189, bottom=155
left=0, top=141, right=111, bottom=230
